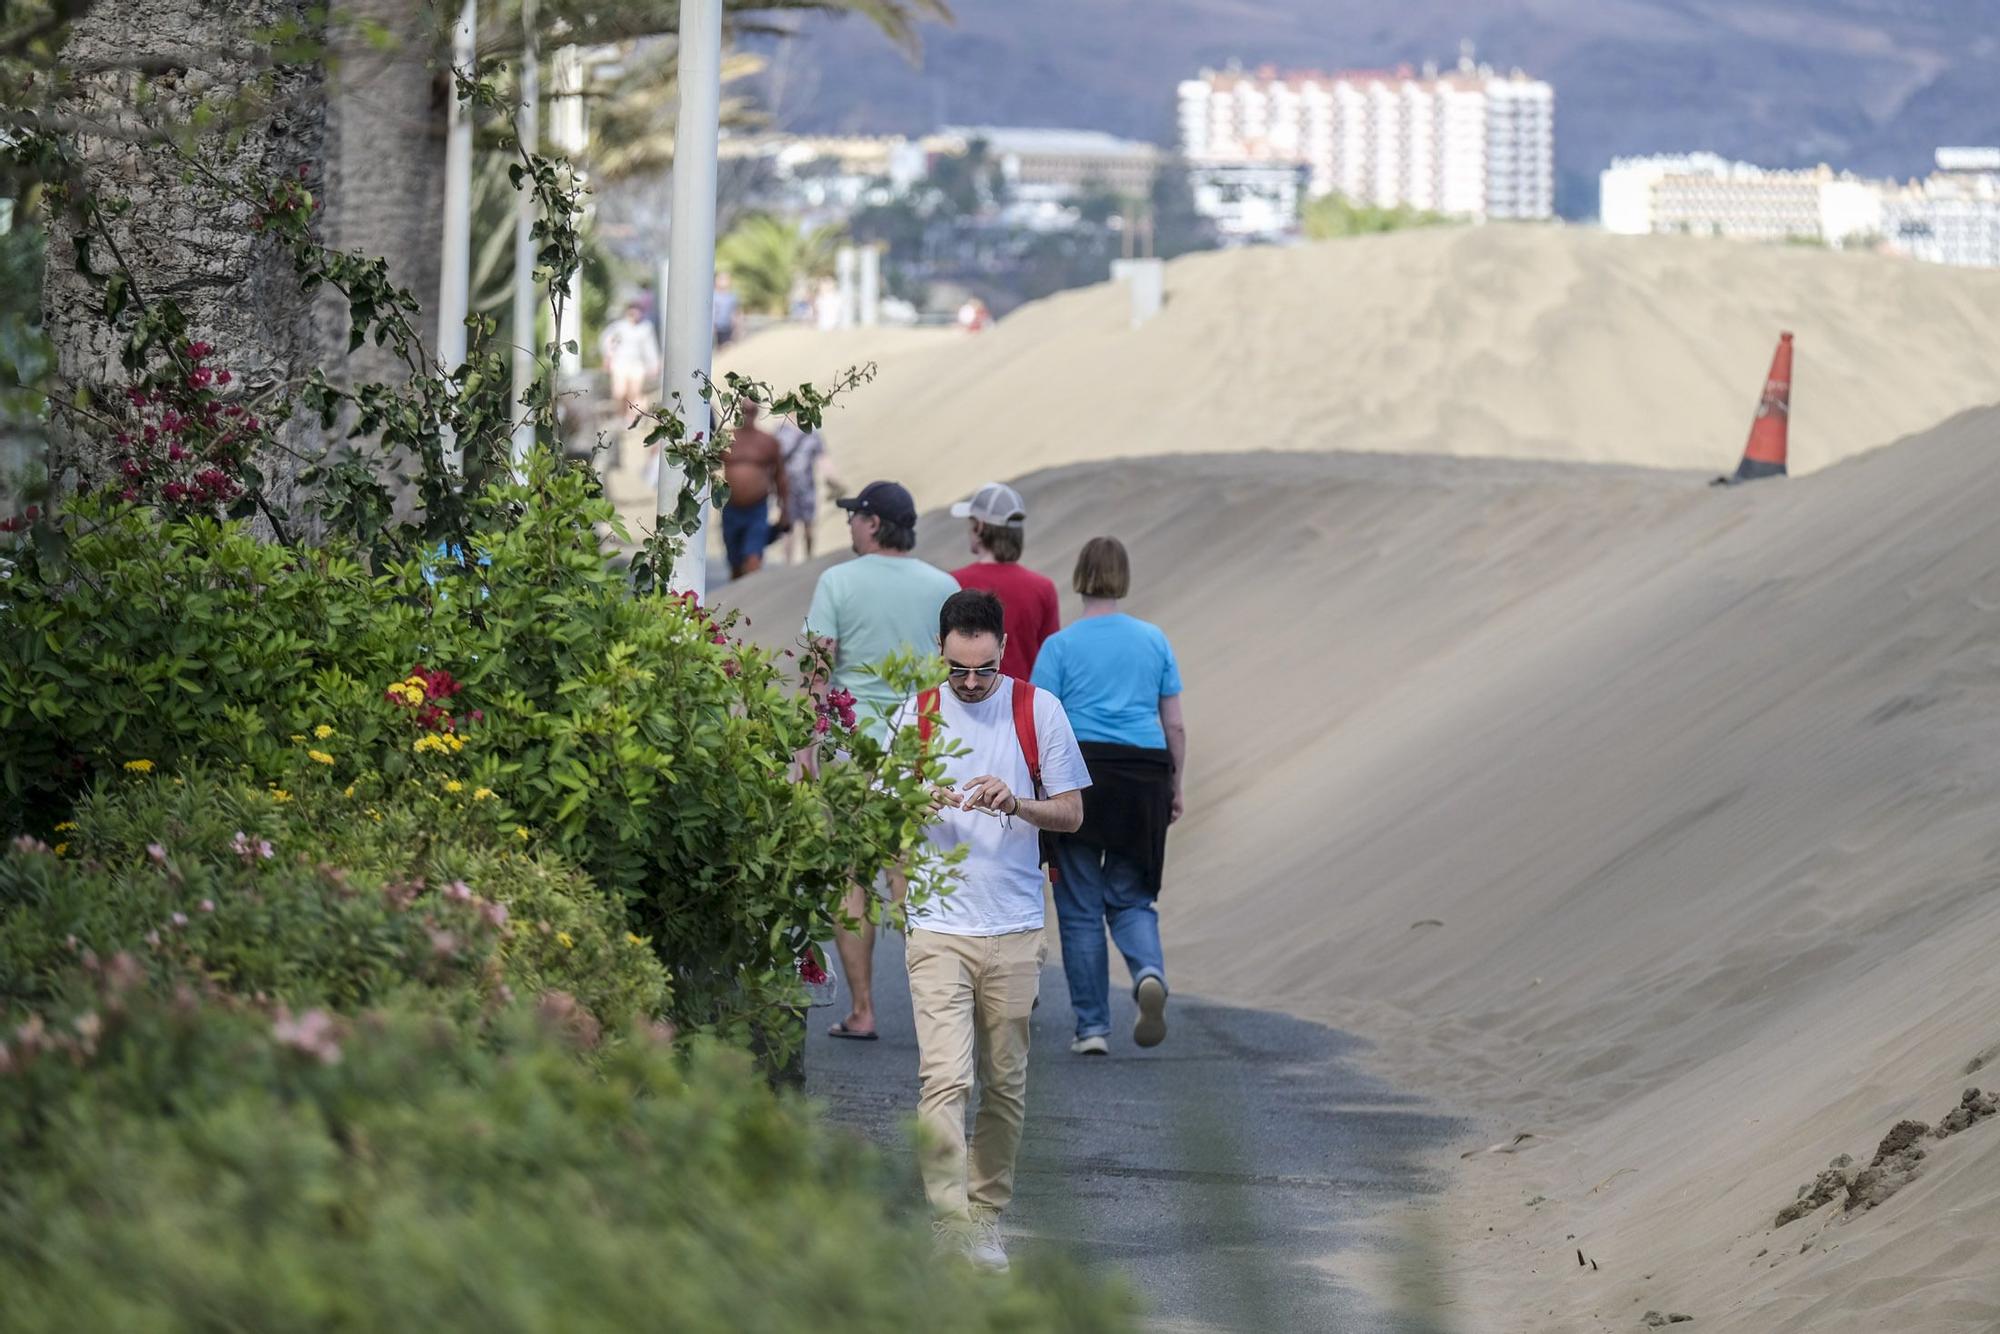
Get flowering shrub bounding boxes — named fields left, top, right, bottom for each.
left=0, top=770, right=668, bottom=1027
left=0, top=453, right=939, bottom=1048
left=0, top=987, right=1137, bottom=1332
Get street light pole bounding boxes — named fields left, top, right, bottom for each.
left=658, top=0, right=723, bottom=599
left=509, top=0, right=541, bottom=468
left=437, top=0, right=476, bottom=471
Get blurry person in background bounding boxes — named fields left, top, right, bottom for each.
left=599, top=300, right=659, bottom=415
left=713, top=270, right=742, bottom=348
left=1032, top=536, right=1186, bottom=1055
left=803, top=481, right=961, bottom=1040
left=718, top=402, right=788, bottom=580
left=949, top=482, right=1059, bottom=680
left=956, top=296, right=992, bottom=333
left=774, top=416, right=841, bottom=565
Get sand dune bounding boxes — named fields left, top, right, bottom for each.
left=719, top=227, right=2000, bottom=530
left=718, top=403, right=2000, bottom=1330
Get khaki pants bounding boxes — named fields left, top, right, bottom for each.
left=905, top=926, right=1044, bottom=1221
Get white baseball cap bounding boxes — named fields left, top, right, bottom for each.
left=950, top=481, right=1027, bottom=526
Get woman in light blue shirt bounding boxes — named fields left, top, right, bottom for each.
left=1032, top=537, right=1187, bottom=1055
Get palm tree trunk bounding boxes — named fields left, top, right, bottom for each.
left=320, top=0, right=450, bottom=384
left=42, top=0, right=328, bottom=508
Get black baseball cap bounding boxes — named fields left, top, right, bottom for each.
left=836, top=480, right=918, bottom=528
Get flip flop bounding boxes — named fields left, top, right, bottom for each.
left=827, top=1021, right=879, bottom=1041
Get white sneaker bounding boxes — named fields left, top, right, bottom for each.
left=1133, top=975, right=1168, bottom=1049
left=968, top=1218, right=1010, bottom=1273
left=931, top=1219, right=972, bottom=1263
left=1070, top=1035, right=1109, bottom=1055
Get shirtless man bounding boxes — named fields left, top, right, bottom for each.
left=720, top=402, right=790, bottom=579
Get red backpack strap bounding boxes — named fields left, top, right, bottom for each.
left=1011, top=681, right=1043, bottom=796
left=916, top=687, right=941, bottom=746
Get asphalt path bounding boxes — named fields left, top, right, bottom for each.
left=807, top=931, right=1462, bottom=1332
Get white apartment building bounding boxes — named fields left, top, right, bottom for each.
left=1885, top=149, right=2000, bottom=269
left=1185, top=160, right=1311, bottom=241
left=1598, top=154, right=1885, bottom=246
left=1177, top=59, right=1555, bottom=222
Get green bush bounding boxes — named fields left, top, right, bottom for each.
left=0, top=989, right=1137, bottom=1333
left=0, top=770, right=668, bottom=1027
left=0, top=453, right=941, bottom=1045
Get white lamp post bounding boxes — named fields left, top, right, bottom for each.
left=658, top=0, right=723, bottom=598
left=437, top=0, right=476, bottom=471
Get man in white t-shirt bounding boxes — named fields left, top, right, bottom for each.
left=891, top=588, right=1087, bottom=1272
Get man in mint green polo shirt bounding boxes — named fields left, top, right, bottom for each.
left=805, top=479, right=958, bottom=1040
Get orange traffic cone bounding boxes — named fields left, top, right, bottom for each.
left=1715, top=332, right=1792, bottom=485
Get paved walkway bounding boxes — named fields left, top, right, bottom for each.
left=807, top=932, right=1462, bottom=1332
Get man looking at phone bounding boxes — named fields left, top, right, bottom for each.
left=892, top=589, right=1088, bottom=1272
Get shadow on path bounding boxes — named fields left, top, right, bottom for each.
left=808, top=932, right=1463, bottom=1332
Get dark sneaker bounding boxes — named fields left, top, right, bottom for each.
left=1133, top=975, right=1168, bottom=1049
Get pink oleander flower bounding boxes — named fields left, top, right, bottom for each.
left=271, top=1007, right=341, bottom=1065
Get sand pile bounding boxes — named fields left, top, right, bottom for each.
left=719, top=226, right=2000, bottom=528
left=719, top=401, right=2000, bottom=1331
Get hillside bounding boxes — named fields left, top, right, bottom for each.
left=718, top=405, right=2000, bottom=1330
left=772, top=0, right=1999, bottom=213
left=715, top=226, right=2000, bottom=541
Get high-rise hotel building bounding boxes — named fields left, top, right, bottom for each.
left=1176, top=59, right=1556, bottom=221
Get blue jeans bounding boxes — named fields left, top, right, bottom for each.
left=1051, top=840, right=1166, bottom=1039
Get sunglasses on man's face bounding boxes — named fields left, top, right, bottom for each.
left=945, top=661, right=1001, bottom=680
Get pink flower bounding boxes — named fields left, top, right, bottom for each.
left=443, top=880, right=472, bottom=903
left=480, top=900, right=509, bottom=929
left=169, top=911, right=188, bottom=929
left=215, top=370, right=231, bottom=385
left=146, top=843, right=167, bottom=863
left=199, top=899, right=215, bottom=914
left=144, top=930, right=161, bottom=948
left=230, top=831, right=274, bottom=862
left=814, top=715, right=830, bottom=736
left=271, top=1007, right=342, bottom=1065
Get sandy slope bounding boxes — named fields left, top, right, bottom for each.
left=717, top=226, right=2000, bottom=533
left=717, top=406, right=2000, bottom=1330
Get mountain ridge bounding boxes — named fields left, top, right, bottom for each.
left=766, top=0, right=2000, bottom=216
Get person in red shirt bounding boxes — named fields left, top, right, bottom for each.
left=950, top=482, right=1060, bottom=680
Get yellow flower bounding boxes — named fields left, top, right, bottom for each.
left=443, top=780, right=464, bottom=794
left=314, top=724, right=335, bottom=739
left=53, top=842, right=68, bottom=857
left=123, top=759, right=154, bottom=774
left=367, top=808, right=383, bottom=822
left=270, top=789, right=293, bottom=804
left=624, top=932, right=645, bottom=947
left=413, top=735, right=446, bottom=755
left=53, top=821, right=77, bottom=833
left=307, top=749, right=335, bottom=766
left=513, top=826, right=530, bottom=841
left=289, top=733, right=306, bottom=743
left=556, top=931, right=575, bottom=950
left=446, top=734, right=465, bottom=753
left=472, top=787, right=494, bottom=801
left=342, top=784, right=356, bottom=798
